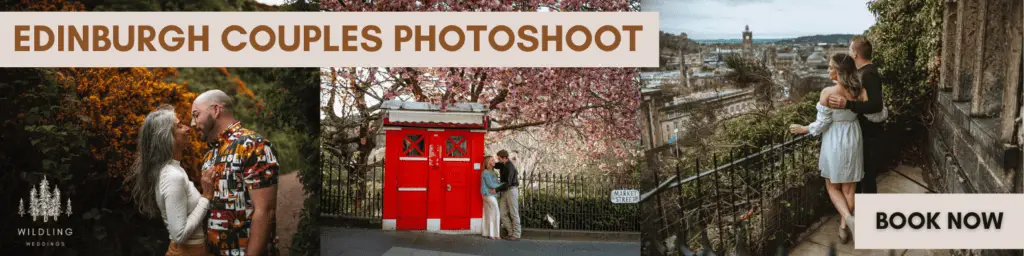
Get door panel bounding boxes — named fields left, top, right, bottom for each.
left=440, top=133, right=471, bottom=230
left=395, top=130, right=428, bottom=230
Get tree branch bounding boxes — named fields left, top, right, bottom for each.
left=470, top=71, right=486, bottom=102
left=489, top=88, right=508, bottom=110
left=406, top=68, right=426, bottom=101
left=489, top=121, right=547, bottom=131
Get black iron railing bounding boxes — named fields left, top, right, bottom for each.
left=518, top=172, right=641, bottom=232
left=320, top=153, right=640, bottom=232
left=640, top=134, right=832, bottom=256
left=320, top=153, right=384, bottom=226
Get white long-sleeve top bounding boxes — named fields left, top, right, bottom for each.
left=156, top=160, right=209, bottom=245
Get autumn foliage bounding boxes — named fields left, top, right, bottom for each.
left=10, top=0, right=85, bottom=11
left=218, top=67, right=267, bottom=115
left=51, top=68, right=204, bottom=177
left=0, top=0, right=319, bottom=255
left=45, top=67, right=274, bottom=179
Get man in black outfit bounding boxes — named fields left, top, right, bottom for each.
left=495, top=150, right=520, bottom=240
left=827, top=35, right=884, bottom=195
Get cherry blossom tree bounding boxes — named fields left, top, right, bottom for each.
left=323, top=66, right=641, bottom=175
left=320, top=1, right=642, bottom=208
left=484, top=129, right=641, bottom=179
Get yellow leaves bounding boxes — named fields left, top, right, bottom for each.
left=218, top=68, right=264, bottom=114
left=51, top=68, right=203, bottom=178
left=16, top=0, right=85, bottom=11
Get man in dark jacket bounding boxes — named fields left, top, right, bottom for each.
left=495, top=150, right=520, bottom=240
left=827, top=35, right=884, bottom=195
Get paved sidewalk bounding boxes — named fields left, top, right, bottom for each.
left=321, top=227, right=640, bottom=256
left=789, top=166, right=950, bottom=256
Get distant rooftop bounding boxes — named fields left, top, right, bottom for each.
left=806, top=52, right=827, bottom=64
left=776, top=53, right=799, bottom=59
left=641, top=71, right=680, bottom=80
left=641, top=71, right=682, bottom=89
left=669, top=89, right=744, bottom=106
left=692, top=72, right=716, bottom=78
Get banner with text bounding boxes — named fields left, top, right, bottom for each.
left=855, top=194, right=1024, bottom=249
left=0, top=12, right=659, bottom=67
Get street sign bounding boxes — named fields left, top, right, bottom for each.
left=610, top=189, right=640, bottom=204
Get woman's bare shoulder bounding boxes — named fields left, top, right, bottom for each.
left=818, top=85, right=836, bottom=105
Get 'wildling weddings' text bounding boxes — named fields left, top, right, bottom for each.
left=17, top=228, right=74, bottom=236
left=12, top=24, right=644, bottom=53
left=876, top=212, right=1004, bottom=230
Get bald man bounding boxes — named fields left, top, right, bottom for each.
left=192, top=90, right=280, bottom=256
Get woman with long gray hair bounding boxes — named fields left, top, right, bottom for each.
left=127, top=104, right=215, bottom=256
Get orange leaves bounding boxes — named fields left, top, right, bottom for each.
left=36, top=66, right=271, bottom=180
left=218, top=68, right=265, bottom=115
left=235, top=77, right=253, bottom=98
left=16, top=0, right=84, bottom=11
left=52, top=68, right=203, bottom=178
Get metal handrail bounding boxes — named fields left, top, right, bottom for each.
left=638, top=134, right=811, bottom=203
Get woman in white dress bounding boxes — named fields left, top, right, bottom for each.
left=790, top=53, right=886, bottom=244
left=127, top=105, right=215, bottom=256
left=480, top=156, right=504, bottom=240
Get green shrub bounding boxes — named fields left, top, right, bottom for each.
left=520, top=193, right=639, bottom=232
left=865, top=0, right=942, bottom=165
left=0, top=68, right=182, bottom=255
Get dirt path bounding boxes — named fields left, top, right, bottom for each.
left=276, top=171, right=303, bottom=256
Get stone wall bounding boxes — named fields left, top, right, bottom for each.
left=928, top=92, right=1011, bottom=193
left=937, top=2, right=1024, bottom=253
left=928, top=0, right=1023, bottom=197
left=932, top=3, right=1024, bottom=255
left=952, top=0, right=981, bottom=101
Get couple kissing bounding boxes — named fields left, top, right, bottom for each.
left=127, top=90, right=280, bottom=256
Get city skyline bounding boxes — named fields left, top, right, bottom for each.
left=644, top=0, right=876, bottom=40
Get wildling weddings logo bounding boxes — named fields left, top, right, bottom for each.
left=15, top=175, right=74, bottom=247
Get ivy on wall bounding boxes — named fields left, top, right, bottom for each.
left=864, top=0, right=943, bottom=165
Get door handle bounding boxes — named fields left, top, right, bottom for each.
left=446, top=184, right=451, bottom=191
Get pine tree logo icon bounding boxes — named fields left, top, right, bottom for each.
left=18, top=175, right=71, bottom=223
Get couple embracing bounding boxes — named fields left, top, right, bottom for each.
left=128, top=90, right=280, bottom=256
left=789, top=36, right=887, bottom=244
left=479, top=150, right=522, bottom=241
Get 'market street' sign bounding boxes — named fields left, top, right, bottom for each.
left=610, top=189, right=640, bottom=204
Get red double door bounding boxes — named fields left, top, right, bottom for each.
left=386, top=128, right=481, bottom=230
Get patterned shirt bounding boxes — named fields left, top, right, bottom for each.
left=202, top=121, right=279, bottom=256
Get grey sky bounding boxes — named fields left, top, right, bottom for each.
left=643, top=0, right=877, bottom=40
